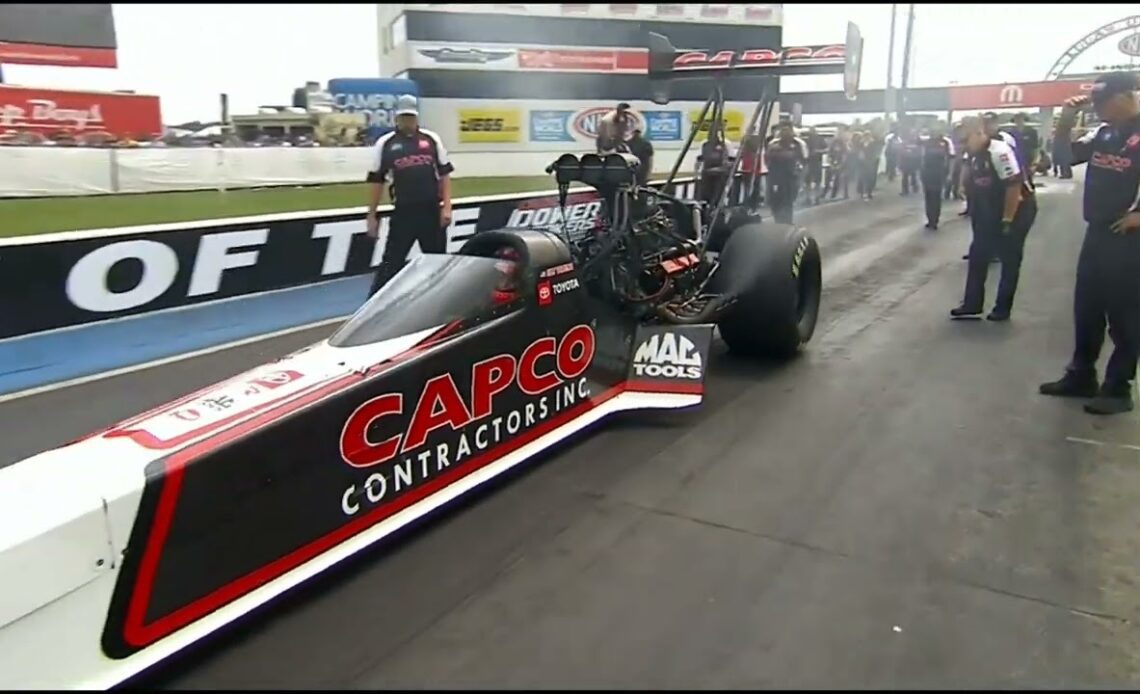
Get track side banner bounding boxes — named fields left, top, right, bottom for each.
left=0, top=178, right=706, bottom=340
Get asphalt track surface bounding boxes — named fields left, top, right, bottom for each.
left=5, top=174, right=1140, bottom=688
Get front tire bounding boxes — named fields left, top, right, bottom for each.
left=712, top=223, right=822, bottom=360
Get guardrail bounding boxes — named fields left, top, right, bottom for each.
left=0, top=146, right=705, bottom=198
left=1, top=175, right=746, bottom=341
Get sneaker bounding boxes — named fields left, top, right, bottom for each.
left=1084, top=386, right=1135, bottom=415
left=1039, top=370, right=1099, bottom=398
left=950, top=305, right=983, bottom=318
left=986, top=308, right=1010, bottom=322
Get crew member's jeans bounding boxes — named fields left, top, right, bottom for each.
left=921, top=171, right=945, bottom=227
left=768, top=173, right=797, bottom=224
left=961, top=197, right=1038, bottom=313
left=1068, top=221, right=1140, bottom=391
left=369, top=201, right=447, bottom=296
left=857, top=161, right=877, bottom=198
left=900, top=166, right=919, bottom=195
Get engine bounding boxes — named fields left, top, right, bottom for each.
left=546, top=152, right=715, bottom=322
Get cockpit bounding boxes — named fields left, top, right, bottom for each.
left=328, top=250, right=526, bottom=348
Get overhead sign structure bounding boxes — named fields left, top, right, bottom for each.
left=948, top=79, right=1097, bottom=111
left=1045, top=15, right=1140, bottom=80
left=0, top=4, right=118, bottom=68
left=1119, top=33, right=1140, bottom=57
left=405, top=3, right=783, bottom=27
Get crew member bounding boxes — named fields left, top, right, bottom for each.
left=1010, top=112, right=1041, bottom=186
left=884, top=126, right=900, bottom=182
left=739, top=126, right=766, bottom=209
left=1039, top=73, right=1140, bottom=415
left=805, top=127, right=828, bottom=205
left=899, top=130, right=922, bottom=196
left=983, top=112, right=1019, bottom=149
left=920, top=125, right=955, bottom=230
left=597, top=102, right=634, bottom=154
left=962, top=113, right=1015, bottom=231
left=765, top=121, right=807, bottom=224
left=861, top=130, right=884, bottom=200
left=946, top=123, right=966, bottom=201
left=628, top=128, right=654, bottom=187
left=824, top=128, right=849, bottom=200
left=364, top=95, right=454, bottom=296
left=696, top=124, right=734, bottom=207
left=951, top=115, right=1037, bottom=322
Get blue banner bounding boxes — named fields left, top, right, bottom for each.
left=644, top=111, right=683, bottom=142
left=529, top=110, right=575, bottom=142
left=327, top=78, right=419, bottom=138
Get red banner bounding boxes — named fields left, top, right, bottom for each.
left=517, top=48, right=648, bottom=73
left=948, top=79, right=1096, bottom=110
left=0, top=41, right=117, bottom=68
left=0, top=86, right=162, bottom=138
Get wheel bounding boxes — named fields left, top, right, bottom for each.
left=710, top=222, right=822, bottom=360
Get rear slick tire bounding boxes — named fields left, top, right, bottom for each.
left=713, top=223, right=822, bottom=360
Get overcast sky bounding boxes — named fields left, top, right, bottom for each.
left=3, top=3, right=1138, bottom=124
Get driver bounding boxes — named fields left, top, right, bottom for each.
left=596, top=102, right=634, bottom=154
left=491, top=246, right=523, bottom=305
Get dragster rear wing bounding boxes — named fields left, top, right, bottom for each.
left=648, top=21, right=863, bottom=102
left=649, top=22, right=863, bottom=245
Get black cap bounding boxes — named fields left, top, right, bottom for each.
left=617, top=102, right=631, bottom=110
left=1091, top=71, right=1138, bottom=104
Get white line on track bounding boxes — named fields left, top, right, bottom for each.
left=0, top=315, right=350, bottom=405
left=1065, top=436, right=1140, bottom=453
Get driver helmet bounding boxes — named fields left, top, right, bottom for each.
left=491, top=246, right=522, bottom=305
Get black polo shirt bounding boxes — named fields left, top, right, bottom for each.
left=366, top=127, right=455, bottom=206
left=967, top=137, right=1022, bottom=223
left=1070, top=116, right=1140, bottom=224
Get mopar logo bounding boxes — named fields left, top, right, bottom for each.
left=632, top=332, right=703, bottom=379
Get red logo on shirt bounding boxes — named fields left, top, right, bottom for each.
left=418, top=138, right=431, bottom=150
left=537, top=281, right=553, bottom=306
left=1127, top=134, right=1140, bottom=150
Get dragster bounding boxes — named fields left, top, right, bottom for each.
left=0, top=23, right=862, bottom=690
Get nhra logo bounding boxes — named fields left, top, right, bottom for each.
left=572, top=107, right=644, bottom=140
left=632, top=332, right=703, bottom=379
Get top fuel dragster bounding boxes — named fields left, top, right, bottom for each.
left=0, top=23, right=861, bottom=690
